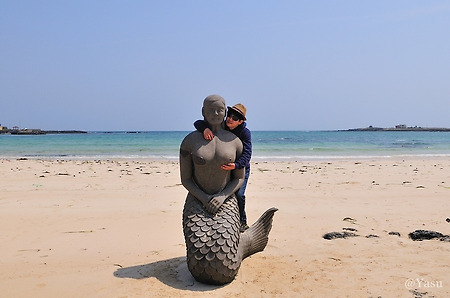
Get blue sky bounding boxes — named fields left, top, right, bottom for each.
left=1, top=1, right=450, bottom=131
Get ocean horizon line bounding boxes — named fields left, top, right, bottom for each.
left=48, top=126, right=450, bottom=133
left=4, top=124, right=450, bottom=134
left=2, top=130, right=450, bottom=161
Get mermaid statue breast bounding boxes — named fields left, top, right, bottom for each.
left=179, top=95, right=277, bottom=285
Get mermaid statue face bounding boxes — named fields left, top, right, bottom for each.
left=202, top=95, right=226, bottom=127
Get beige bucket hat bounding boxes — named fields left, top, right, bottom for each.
left=227, top=103, right=247, bottom=120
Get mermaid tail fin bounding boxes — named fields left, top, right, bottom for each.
left=241, top=207, right=278, bottom=259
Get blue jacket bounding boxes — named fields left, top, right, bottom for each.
left=194, top=120, right=252, bottom=169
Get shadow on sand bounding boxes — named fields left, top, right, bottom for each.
left=113, top=256, right=224, bottom=292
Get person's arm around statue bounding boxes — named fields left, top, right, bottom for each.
left=194, top=119, right=214, bottom=141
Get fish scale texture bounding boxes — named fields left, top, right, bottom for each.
left=182, top=193, right=241, bottom=285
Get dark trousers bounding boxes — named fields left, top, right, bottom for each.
left=236, top=167, right=250, bottom=225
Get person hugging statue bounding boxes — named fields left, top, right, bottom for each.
left=179, top=94, right=277, bottom=285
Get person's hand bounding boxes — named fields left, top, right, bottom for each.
left=206, top=195, right=226, bottom=214
left=221, top=163, right=236, bottom=171
left=203, top=128, right=214, bottom=141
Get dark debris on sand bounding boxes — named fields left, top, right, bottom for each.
left=323, top=231, right=359, bottom=240
left=408, top=230, right=450, bottom=242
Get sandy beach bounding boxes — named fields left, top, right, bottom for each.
left=1, top=157, right=449, bottom=297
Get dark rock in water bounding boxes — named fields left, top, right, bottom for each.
left=388, top=231, right=401, bottom=237
left=43, top=130, right=87, bottom=134
left=323, top=231, right=359, bottom=240
left=408, top=230, right=446, bottom=241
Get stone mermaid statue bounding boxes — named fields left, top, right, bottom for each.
left=179, top=94, right=277, bottom=285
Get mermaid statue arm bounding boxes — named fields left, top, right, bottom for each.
left=179, top=145, right=212, bottom=208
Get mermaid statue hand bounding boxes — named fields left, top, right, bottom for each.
left=206, top=195, right=227, bottom=214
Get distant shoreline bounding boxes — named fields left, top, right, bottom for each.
left=2, top=126, right=450, bottom=134
left=344, top=126, right=450, bottom=132
left=0, top=129, right=87, bottom=135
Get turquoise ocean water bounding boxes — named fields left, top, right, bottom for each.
left=1, top=131, right=450, bottom=160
